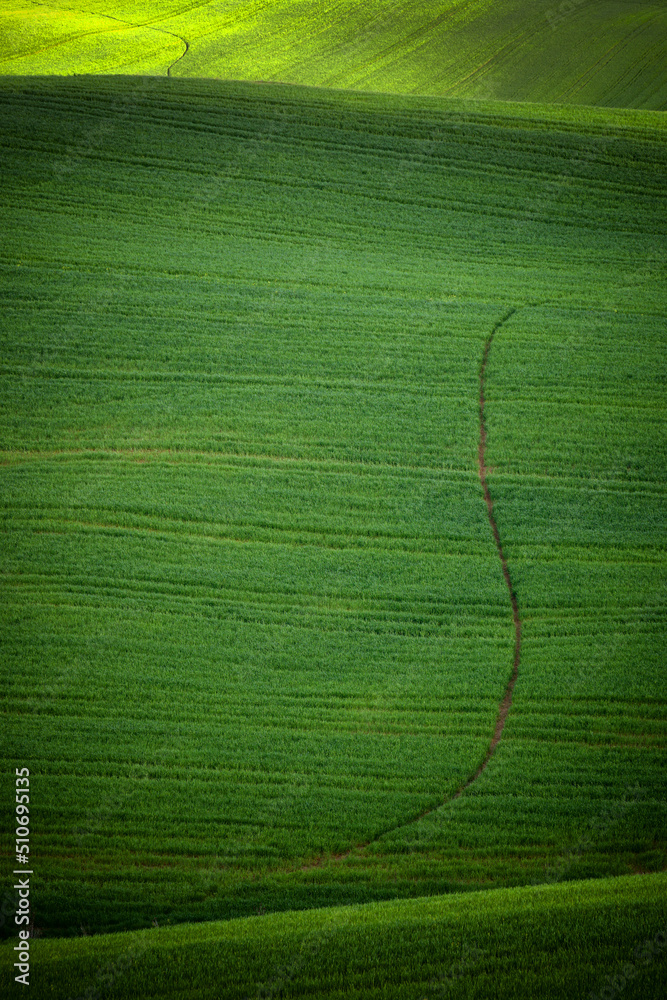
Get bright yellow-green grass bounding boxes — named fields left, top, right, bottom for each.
left=1, top=1, right=666, bottom=108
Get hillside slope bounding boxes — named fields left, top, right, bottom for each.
left=0, top=77, right=665, bottom=938
left=0, top=1, right=666, bottom=108
left=1, top=873, right=666, bottom=999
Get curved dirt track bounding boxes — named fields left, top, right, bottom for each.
left=166, top=33, right=190, bottom=76
left=301, top=308, right=522, bottom=869
left=469, top=306, right=521, bottom=790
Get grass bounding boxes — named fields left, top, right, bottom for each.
left=1, top=10, right=666, bottom=998
left=0, top=78, right=665, bottom=962
left=1, top=873, right=666, bottom=999
left=0, top=2, right=666, bottom=107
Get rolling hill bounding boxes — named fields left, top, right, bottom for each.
left=2, top=873, right=667, bottom=999
left=0, top=76, right=665, bottom=943
left=0, top=4, right=666, bottom=999
left=0, top=1, right=666, bottom=108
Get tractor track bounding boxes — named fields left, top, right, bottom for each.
left=472, top=307, right=521, bottom=783
left=301, top=308, right=521, bottom=870
left=24, top=1, right=189, bottom=77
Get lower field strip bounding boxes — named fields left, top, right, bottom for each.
left=301, top=307, right=523, bottom=867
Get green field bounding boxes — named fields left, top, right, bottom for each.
left=2, top=873, right=667, bottom=999
left=0, top=4, right=666, bottom=999
left=1, top=73, right=665, bottom=939
left=1, top=1, right=666, bottom=108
